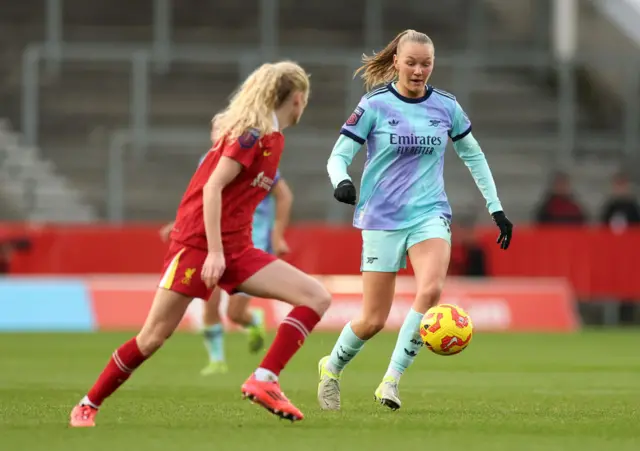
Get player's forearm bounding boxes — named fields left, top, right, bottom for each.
left=202, top=183, right=223, bottom=253
left=453, top=133, right=503, bottom=214
left=327, top=135, right=360, bottom=188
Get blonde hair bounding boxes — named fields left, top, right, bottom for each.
left=212, top=61, right=310, bottom=142
left=355, top=29, right=433, bottom=92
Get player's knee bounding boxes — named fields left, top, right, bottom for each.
left=303, top=282, right=332, bottom=316
left=416, top=282, right=443, bottom=309
left=227, top=305, right=243, bottom=324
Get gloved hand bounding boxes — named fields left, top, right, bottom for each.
left=491, top=211, right=513, bottom=250
left=333, top=180, right=357, bottom=205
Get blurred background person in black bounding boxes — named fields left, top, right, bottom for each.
left=600, top=171, right=640, bottom=231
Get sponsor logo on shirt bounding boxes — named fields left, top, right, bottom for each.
left=390, top=133, right=442, bottom=156
left=251, top=171, right=275, bottom=191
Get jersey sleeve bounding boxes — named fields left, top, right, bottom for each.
left=453, top=132, right=503, bottom=214
left=327, top=134, right=362, bottom=188
left=449, top=101, right=472, bottom=142
left=197, top=152, right=209, bottom=168
left=340, top=96, right=376, bottom=145
left=221, top=129, right=261, bottom=168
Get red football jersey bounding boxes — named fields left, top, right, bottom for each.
left=171, top=129, right=285, bottom=253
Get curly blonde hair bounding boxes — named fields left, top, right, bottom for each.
left=212, top=61, right=310, bottom=142
left=354, top=29, right=433, bottom=91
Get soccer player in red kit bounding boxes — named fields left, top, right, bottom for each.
left=69, top=61, right=331, bottom=426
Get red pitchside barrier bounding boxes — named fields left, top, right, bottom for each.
left=84, top=275, right=578, bottom=332
left=1, top=223, right=639, bottom=300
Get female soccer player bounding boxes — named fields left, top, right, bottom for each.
left=160, top=171, right=293, bottom=375
left=70, top=61, right=330, bottom=426
left=317, top=29, right=513, bottom=411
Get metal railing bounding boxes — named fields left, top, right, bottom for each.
left=25, top=0, right=639, bottom=153
left=21, top=42, right=366, bottom=155
left=14, top=0, right=640, bottom=222
left=95, top=50, right=640, bottom=221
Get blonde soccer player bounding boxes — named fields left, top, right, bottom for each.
left=317, top=29, right=513, bottom=411
left=69, top=61, right=328, bottom=426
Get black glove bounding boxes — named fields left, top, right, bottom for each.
left=333, top=180, right=356, bottom=205
left=492, top=211, right=513, bottom=250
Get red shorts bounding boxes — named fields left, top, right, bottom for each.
left=159, top=241, right=277, bottom=299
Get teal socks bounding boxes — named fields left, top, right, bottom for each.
left=327, top=322, right=366, bottom=373
left=386, top=309, right=424, bottom=380
left=203, top=323, right=225, bottom=362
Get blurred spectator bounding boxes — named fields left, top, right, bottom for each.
left=450, top=215, right=487, bottom=277
left=600, top=172, right=640, bottom=231
left=534, top=171, right=586, bottom=225
left=0, top=237, right=32, bottom=274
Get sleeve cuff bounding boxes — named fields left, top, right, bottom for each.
left=488, top=201, right=503, bottom=215
left=340, top=128, right=366, bottom=145
left=450, top=125, right=472, bottom=142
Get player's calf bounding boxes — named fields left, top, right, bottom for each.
left=350, top=316, right=386, bottom=340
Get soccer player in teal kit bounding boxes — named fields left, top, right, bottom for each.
left=317, top=29, right=513, bottom=411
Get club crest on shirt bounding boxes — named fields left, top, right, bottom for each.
left=238, top=128, right=260, bottom=148
left=346, top=106, right=365, bottom=126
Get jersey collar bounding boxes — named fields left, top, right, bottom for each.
left=388, top=82, right=433, bottom=104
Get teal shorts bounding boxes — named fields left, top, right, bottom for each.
left=361, top=215, right=452, bottom=272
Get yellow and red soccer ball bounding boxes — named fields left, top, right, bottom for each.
left=419, top=304, right=473, bottom=356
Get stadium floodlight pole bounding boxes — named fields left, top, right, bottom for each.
left=552, top=0, right=578, bottom=169
left=552, top=0, right=577, bottom=63
left=364, top=0, right=383, bottom=51
left=44, top=0, right=63, bottom=77
left=152, top=0, right=172, bottom=74
left=260, top=0, right=278, bottom=60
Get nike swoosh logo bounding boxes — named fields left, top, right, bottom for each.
left=263, top=151, right=272, bottom=156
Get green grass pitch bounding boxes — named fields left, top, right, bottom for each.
left=1, top=331, right=639, bottom=450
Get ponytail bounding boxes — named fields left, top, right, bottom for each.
left=354, top=29, right=433, bottom=92
left=212, top=61, right=310, bottom=142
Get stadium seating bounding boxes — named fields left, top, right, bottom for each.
left=0, top=0, right=631, bottom=222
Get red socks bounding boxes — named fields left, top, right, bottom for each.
left=259, top=306, right=321, bottom=376
left=84, top=307, right=321, bottom=406
left=86, top=337, right=147, bottom=406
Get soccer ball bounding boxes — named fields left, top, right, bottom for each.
left=419, top=304, right=473, bottom=356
